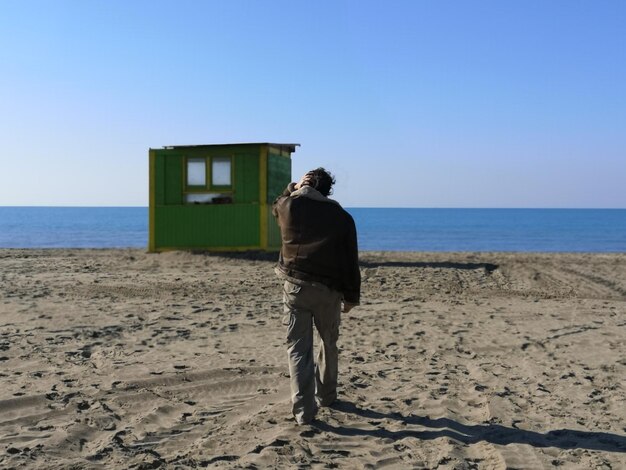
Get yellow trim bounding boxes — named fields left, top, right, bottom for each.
left=206, top=155, right=211, bottom=187
left=182, top=153, right=187, bottom=195
left=148, top=150, right=156, bottom=252
left=151, top=245, right=277, bottom=253
left=182, top=190, right=234, bottom=195
left=259, top=145, right=269, bottom=250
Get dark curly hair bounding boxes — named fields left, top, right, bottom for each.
left=304, top=167, right=335, bottom=197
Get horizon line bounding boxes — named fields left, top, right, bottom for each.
left=1, top=205, right=625, bottom=210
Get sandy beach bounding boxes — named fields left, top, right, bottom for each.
left=1, top=249, right=625, bottom=469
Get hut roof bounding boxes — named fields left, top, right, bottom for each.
left=160, top=143, right=300, bottom=153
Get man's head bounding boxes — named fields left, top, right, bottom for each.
left=298, top=167, right=336, bottom=197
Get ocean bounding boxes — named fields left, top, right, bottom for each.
left=0, top=207, right=624, bottom=252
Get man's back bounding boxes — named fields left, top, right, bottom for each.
left=273, top=185, right=360, bottom=305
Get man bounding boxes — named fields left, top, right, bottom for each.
left=272, top=168, right=360, bottom=425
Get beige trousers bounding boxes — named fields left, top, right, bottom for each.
left=282, top=279, right=342, bottom=424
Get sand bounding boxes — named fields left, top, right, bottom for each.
left=1, top=249, right=625, bottom=469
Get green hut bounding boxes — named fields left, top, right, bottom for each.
left=148, top=143, right=298, bottom=252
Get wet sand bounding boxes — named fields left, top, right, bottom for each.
left=1, top=249, right=625, bottom=468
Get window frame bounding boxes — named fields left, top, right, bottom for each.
left=210, top=156, right=233, bottom=190
left=183, top=155, right=234, bottom=203
left=185, top=157, right=208, bottom=188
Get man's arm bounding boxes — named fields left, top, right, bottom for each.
left=272, top=182, right=298, bottom=218
left=342, top=214, right=361, bottom=308
left=284, top=182, right=298, bottom=195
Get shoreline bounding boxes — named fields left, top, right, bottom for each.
left=2, top=247, right=626, bottom=254
left=1, top=249, right=625, bottom=467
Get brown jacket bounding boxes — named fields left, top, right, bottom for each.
left=272, top=183, right=360, bottom=304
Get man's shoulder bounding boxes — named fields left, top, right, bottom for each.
left=335, top=205, right=355, bottom=223
left=285, top=194, right=353, bottom=223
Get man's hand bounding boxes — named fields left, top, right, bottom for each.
left=342, top=302, right=357, bottom=313
left=294, top=172, right=315, bottom=190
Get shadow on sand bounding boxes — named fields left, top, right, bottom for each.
left=359, top=260, right=499, bottom=273
left=190, top=250, right=278, bottom=262
left=189, top=251, right=499, bottom=274
left=315, top=401, right=626, bottom=453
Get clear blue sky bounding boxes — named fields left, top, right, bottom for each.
left=1, top=1, right=624, bottom=208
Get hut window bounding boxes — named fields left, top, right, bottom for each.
left=212, top=157, right=231, bottom=186
left=187, top=158, right=206, bottom=186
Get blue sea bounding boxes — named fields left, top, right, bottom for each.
left=0, top=207, right=625, bottom=252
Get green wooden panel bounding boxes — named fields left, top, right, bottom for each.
left=267, top=153, right=291, bottom=204
left=155, top=154, right=166, bottom=205
left=164, top=155, right=183, bottom=205
left=154, top=149, right=183, bottom=205
left=267, top=209, right=282, bottom=250
left=266, top=152, right=290, bottom=250
left=234, top=152, right=260, bottom=203
left=154, top=204, right=260, bottom=249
